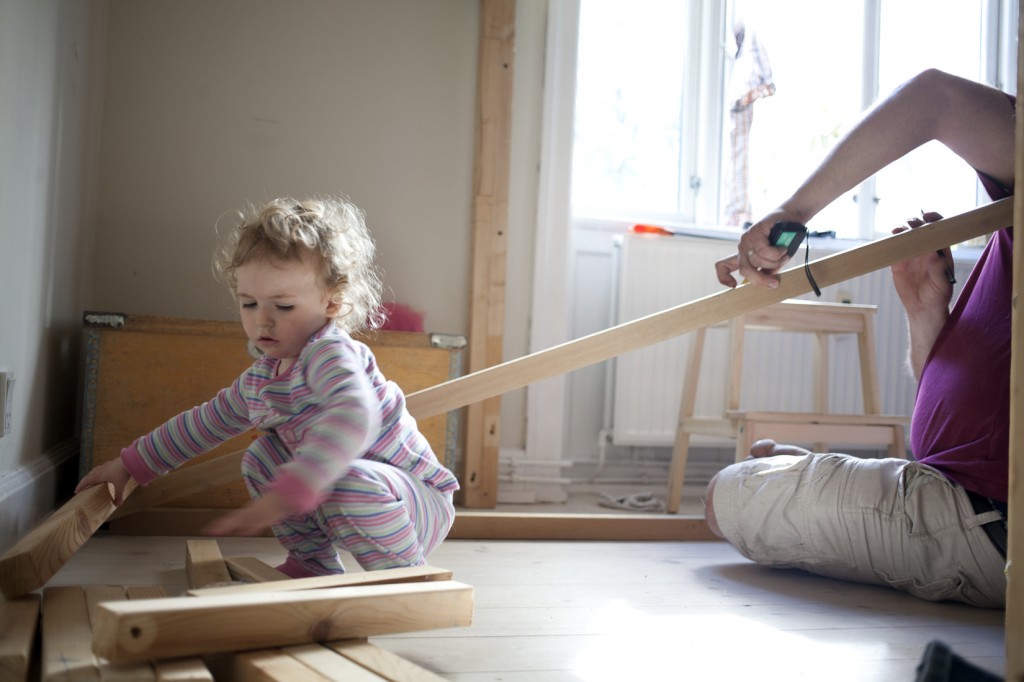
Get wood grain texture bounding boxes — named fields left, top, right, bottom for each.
left=189, top=565, right=453, bottom=597
left=463, top=0, right=517, bottom=509
left=449, top=511, right=717, bottom=541
left=407, top=198, right=1014, bottom=419
left=42, top=586, right=101, bottom=681
left=1007, top=6, right=1023, bottom=676
left=224, top=556, right=289, bottom=584
left=92, top=581, right=474, bottom=662
left=185, top=540, right=232, bottom=589
left=0, top=593, right=40, bottom=681
left=0, top=482, right=133, bottom=599
left=328, top=639, right=447, bottom=682
left=124, top=586, right=213, bottom=682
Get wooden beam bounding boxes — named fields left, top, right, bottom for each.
left=84, top=585, right=157, bottom=681
left=463, top=0, right=516, bottom=509
left=407, top=197, right=1014, bottom=419
left=109, top=449, right=245, bottom=521
left=327, top=639, right=448, bottom=682
left=0, top=594, right=40, bottom=681
left=225, top=556, right=289, bottom=584
left=189, top=565, right=453, bottom=597
left=281, top=645, right=387, bottom=681
left=125, top=586, right=213, bottom=681
left=91, top=581, right=475, bottom=663
left=1007, top=3, right=1023, bottom=676
left=449, top=511, right=717, bottom=541
left=42, top=586, right=101, bottom=681
left=0, top=481, right=135, bottom=599
left=185, top=540, right=233, bottom=589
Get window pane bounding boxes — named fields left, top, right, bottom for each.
left=873, top=1, right=982, bottom=236
left=572, top=0, right=691, bottom=218
left=723, top=1, right=865, bottom=235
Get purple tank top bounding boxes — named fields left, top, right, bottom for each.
left=912, top=172, right=1013, bottom=502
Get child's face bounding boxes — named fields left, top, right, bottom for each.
left=235, top=254, right=339, bottom=364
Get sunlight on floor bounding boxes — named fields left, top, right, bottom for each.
left=571, top=600, right=902, bottom=681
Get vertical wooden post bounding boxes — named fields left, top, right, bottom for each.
left=1006, top=3, right=1024, bottom=677
left=463, top=0, right=516, bottom=508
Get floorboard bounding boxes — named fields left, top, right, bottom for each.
left=42, top=531, right=1005, bottom=681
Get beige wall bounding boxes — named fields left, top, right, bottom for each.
left=0, top=0, right=546, bottom=552
left=93, top=0, right=483, bottom=334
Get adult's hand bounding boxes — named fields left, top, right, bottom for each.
left=890, top=211, right=954, bottom=317
left=714, top=209, right=796, bottom=289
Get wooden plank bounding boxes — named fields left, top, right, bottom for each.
left=0, top=593, right=40, bottom=681
left=92, top=581, right=475, bottom=663
left=84, top=585, right=156, bottom=681
left=217, top=649, right=332, bottom=681
left=190, top=565, right=453, bottom=597
left=42, top=586, right=101, bottom=681
left=463, top=0, right=516, bottom=509
left=109, top=450, right=246, bottom=521
left=282, top=644, right=386, bottom=681
left=407, top=198, right=1014, bottom=419
left=100, top=202, right=1010, bottom=527
left=328, top=639, right=447, bottom=682
left=225, top=557, right=289, bottom=584
left=0, top=482, right=135, bottom=599
left=1007, top=4, right=1023, bottom=676
left=449, top=511, right=717, bottom=541
left=124, top=587, right=212, bottom=682
left=185, top=540, right=232, bottom=589
left=219, top=559, right=433, bottom=682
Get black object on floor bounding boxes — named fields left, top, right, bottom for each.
left=914, top=640, right=1003, bottom=682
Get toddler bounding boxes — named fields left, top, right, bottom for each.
left=76, top=196, right=459, bottom=577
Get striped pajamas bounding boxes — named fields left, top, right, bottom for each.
left=121, top=323, right=459, bottom=574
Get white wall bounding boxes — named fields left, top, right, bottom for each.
left=0, top=0, right=106, bottom=551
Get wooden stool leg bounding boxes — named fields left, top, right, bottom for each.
left=888, top=424, right=907, bottom=458
left=666, top=328, right=707, bottom=514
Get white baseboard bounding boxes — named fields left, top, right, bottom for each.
left=0, top=439, right=79, bottom=555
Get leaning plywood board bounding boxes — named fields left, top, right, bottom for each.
left=92, top=581, right=475, bottom=663
left=80, top=314, right=464, bottom=512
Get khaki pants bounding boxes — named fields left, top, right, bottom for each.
left=711, top=453, right=1006, bottom=608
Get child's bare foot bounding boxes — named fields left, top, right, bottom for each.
left=747, top=439, right=813, bottom=459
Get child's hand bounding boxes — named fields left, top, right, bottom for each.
left=75, top=458, right=134, bottom=505
left=202, top=492, right=290, bottom=537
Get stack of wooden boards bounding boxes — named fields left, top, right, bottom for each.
left=0, top=539, right=473, bottom=681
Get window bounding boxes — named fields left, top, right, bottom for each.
left=570, top=0, right=1010, bottom=240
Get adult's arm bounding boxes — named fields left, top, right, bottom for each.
left=716, top=69, right=1015, bottom=289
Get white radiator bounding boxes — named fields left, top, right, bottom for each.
left=611, top=233, right=925, bottom=447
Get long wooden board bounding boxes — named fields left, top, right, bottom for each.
left=407, top=196, right=1014, bottom=419
left=98, top=198, right=1014, bottom=528
left=1007, top=4, right=1023, bottom=676
left=92, top=581, right=475, bottom=663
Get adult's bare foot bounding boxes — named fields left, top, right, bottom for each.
left=748, top=439, right=813, bottom=459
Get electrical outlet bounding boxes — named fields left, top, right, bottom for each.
left=0, top=371, right=12, bottom=437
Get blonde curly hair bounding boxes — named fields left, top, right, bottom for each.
left=214, top=195, right=384, bottom=333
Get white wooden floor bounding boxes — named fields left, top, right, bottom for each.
left=48, top=532, right=1005, bottom=681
